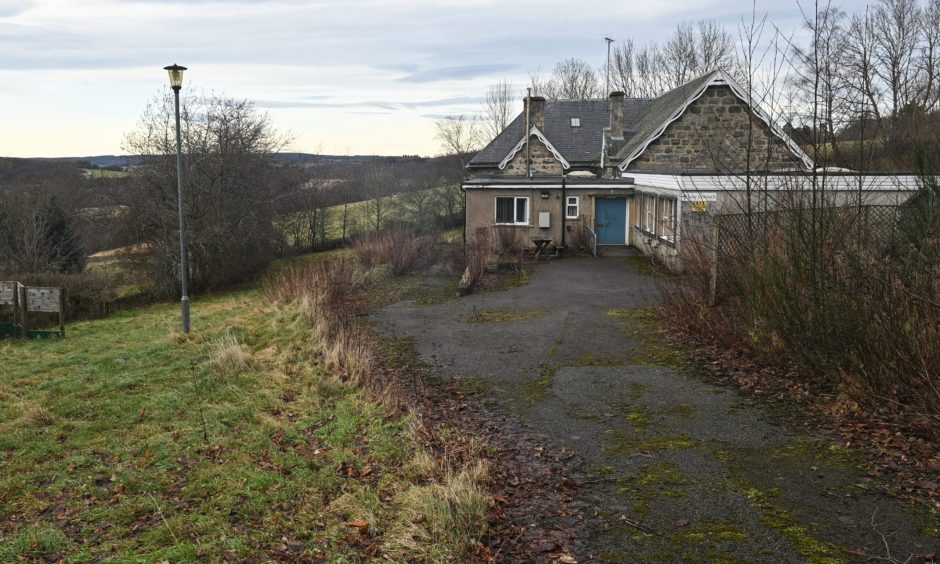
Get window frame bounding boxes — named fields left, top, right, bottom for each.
left=644, top=194, right=657, bottom=233
left=565, top=196, right=580, bottom=219
left=659, top=197, right=677, bottom=243
left=494, top=196, right=530, bottom=226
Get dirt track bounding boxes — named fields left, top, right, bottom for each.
left=373, top=257, right=939, bottom=562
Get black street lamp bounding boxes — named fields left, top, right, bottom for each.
left=164, top=63, right=190, bottom=334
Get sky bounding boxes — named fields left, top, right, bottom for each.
left=0, top=0, right=874, bottom=158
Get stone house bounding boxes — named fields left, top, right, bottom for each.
left=463, top=70, right=920, bottom=262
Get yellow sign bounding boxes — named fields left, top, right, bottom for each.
left=690, top=201, right=709, bottom=212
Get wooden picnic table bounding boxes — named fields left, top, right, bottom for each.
left=531, top=237, right=554, bottom=260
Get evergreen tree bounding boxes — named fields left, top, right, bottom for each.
left=40, top=196, right=85, bottom=273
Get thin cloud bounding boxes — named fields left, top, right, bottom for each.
left=0, top=0, right=36, bottom=17
left=397, top=64, right=518, bottom=83
left=256, top=96, right=480, bottom=110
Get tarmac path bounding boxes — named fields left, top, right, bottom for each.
left=373, top=257, right=939, bottom=562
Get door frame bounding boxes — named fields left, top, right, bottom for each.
left=594, top=197, right=630, bottom=245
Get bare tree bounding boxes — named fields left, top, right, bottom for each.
left=481, top=79, right=517, bottom=143
left=435, top=115, right=481, bottom=173
left=920, top=0, right=940, bottom=111
left=0, top=192, right=85, bottom=274
left=873, top=0, right=922, bottom=128
left=123, top=91, right=294, bottom=296
left=791, top=3, right=850, bottom=162
left=662, top=22, right=700, bottom=88
left=610, top=20, right=736, bottom=98
left=359, top=160, right=396, bottom=232
left=699, top=19, right=737, bottom=73
left=531, top=58, right=601, bottom=99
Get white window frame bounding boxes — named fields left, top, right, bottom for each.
left=565, top=196, right=580, bottom=219
left=644, top=194, right=657, bottom=233
left=495, top=196, right=529, bottom=226
left=659, top=198, right=677, bottom=242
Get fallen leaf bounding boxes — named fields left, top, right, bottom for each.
left=346, top=519, right=369, bottom=528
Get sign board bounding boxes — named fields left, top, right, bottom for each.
left=26, top=287, right=62, bottom=313
left=681, top=192, right=718, bottom=202
left=0, top=282, right=18, bottom=306
left=690, top=201, right=709, bottom=212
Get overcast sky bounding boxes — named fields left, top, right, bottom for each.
left=0, top=0, right=873, bottom=158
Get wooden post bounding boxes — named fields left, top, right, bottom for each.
left=709, top=216, right=719, bottom=306
left=11, top=282, right=20, bottom=326
left=59, top=288, right=67, bottom=339
left=19, top=284, right=28, bottom=337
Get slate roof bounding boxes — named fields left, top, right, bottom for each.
left=468, top=98, right=651, bottom=167
left=612, top=71, right=718, bottom=163
left=468, top=70, right=801, bottom=171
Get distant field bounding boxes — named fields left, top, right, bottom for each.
left=285, top=185, right=460, bottom=246
left=0, top=289, right=429, bottom=560
left=81, top=168, right=128, bottom=178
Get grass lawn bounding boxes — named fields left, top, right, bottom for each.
left=0, top=289, right=434, bottom=560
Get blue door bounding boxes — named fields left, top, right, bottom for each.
left=596, top=198, right=627, bottom=244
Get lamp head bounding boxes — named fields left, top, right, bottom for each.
left=163, top=64, right=187, bottom=90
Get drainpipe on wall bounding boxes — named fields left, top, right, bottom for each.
left=560, top=172, right=567, bottom=251
left=525, top=87, right=531, bottom=179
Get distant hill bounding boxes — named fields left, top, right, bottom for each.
left=24, top=153, right=434, bottom=170
left=27, top=155, right=144, bottom=169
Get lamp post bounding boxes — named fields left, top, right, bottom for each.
left=164, top=63, right=190, bottom=334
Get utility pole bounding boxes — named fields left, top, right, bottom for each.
left=605, top=36, right=615, bottom=99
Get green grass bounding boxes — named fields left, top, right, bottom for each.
left=0, top=290, right=426, bottom=560
left=283, top=185, right=460, bottom=247
left=81, top=168, right=128, bottom=178
left=459, top=308, right=545, bottom=324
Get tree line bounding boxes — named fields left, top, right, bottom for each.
left=0, top=93, right=467, bottom=305
left=446, top=0, right=940, bottom=172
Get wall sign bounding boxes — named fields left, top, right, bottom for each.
left=681, top=192, right=718, bottom=202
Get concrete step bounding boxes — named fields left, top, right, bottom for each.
left=596, top=245, right=643, bottom=257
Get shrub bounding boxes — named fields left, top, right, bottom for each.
left=494, top=226, right=524, bottom=262
left=568, top=220, right=595, bottom=255
left=264, top=257, right=360, bottom=329
left=353, top=228, right=437, bottom=275
left=661, top=194, right=940, bottom=434
left=459, top=228, right=492, bottom=291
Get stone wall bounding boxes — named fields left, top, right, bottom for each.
left=501, top=136, right=565, bottom=176
left=628, top=85, right=804, bottom=172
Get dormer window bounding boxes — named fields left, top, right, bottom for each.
left=570, top=117, right=581, bottom=127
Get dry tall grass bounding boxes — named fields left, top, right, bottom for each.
left=264, top=247, right=493, bottom=559
left=205, top=332, right=251, bottom=380
left=354, top=228, right=437, bottom=275
left=384, top=460, right=491, bottom=561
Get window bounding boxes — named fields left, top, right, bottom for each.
left=659, top=198, right=677, bottom=242
left=644, top=194, right=657, bottom=233
left=565, top=196, right=579, bottom=219
left=570, top=117, right=581, bottom=127
left=495, top=196, right=529, bottom=225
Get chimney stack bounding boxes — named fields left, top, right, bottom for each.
left=524, top=96, right=546, bottom=131
left=609, top=91, right=625, bottom=138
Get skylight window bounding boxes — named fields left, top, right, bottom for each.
left=570, top=117, right=581, bottom=127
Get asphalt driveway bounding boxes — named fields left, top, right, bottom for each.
left=373, top=257, right=938, bottom=562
